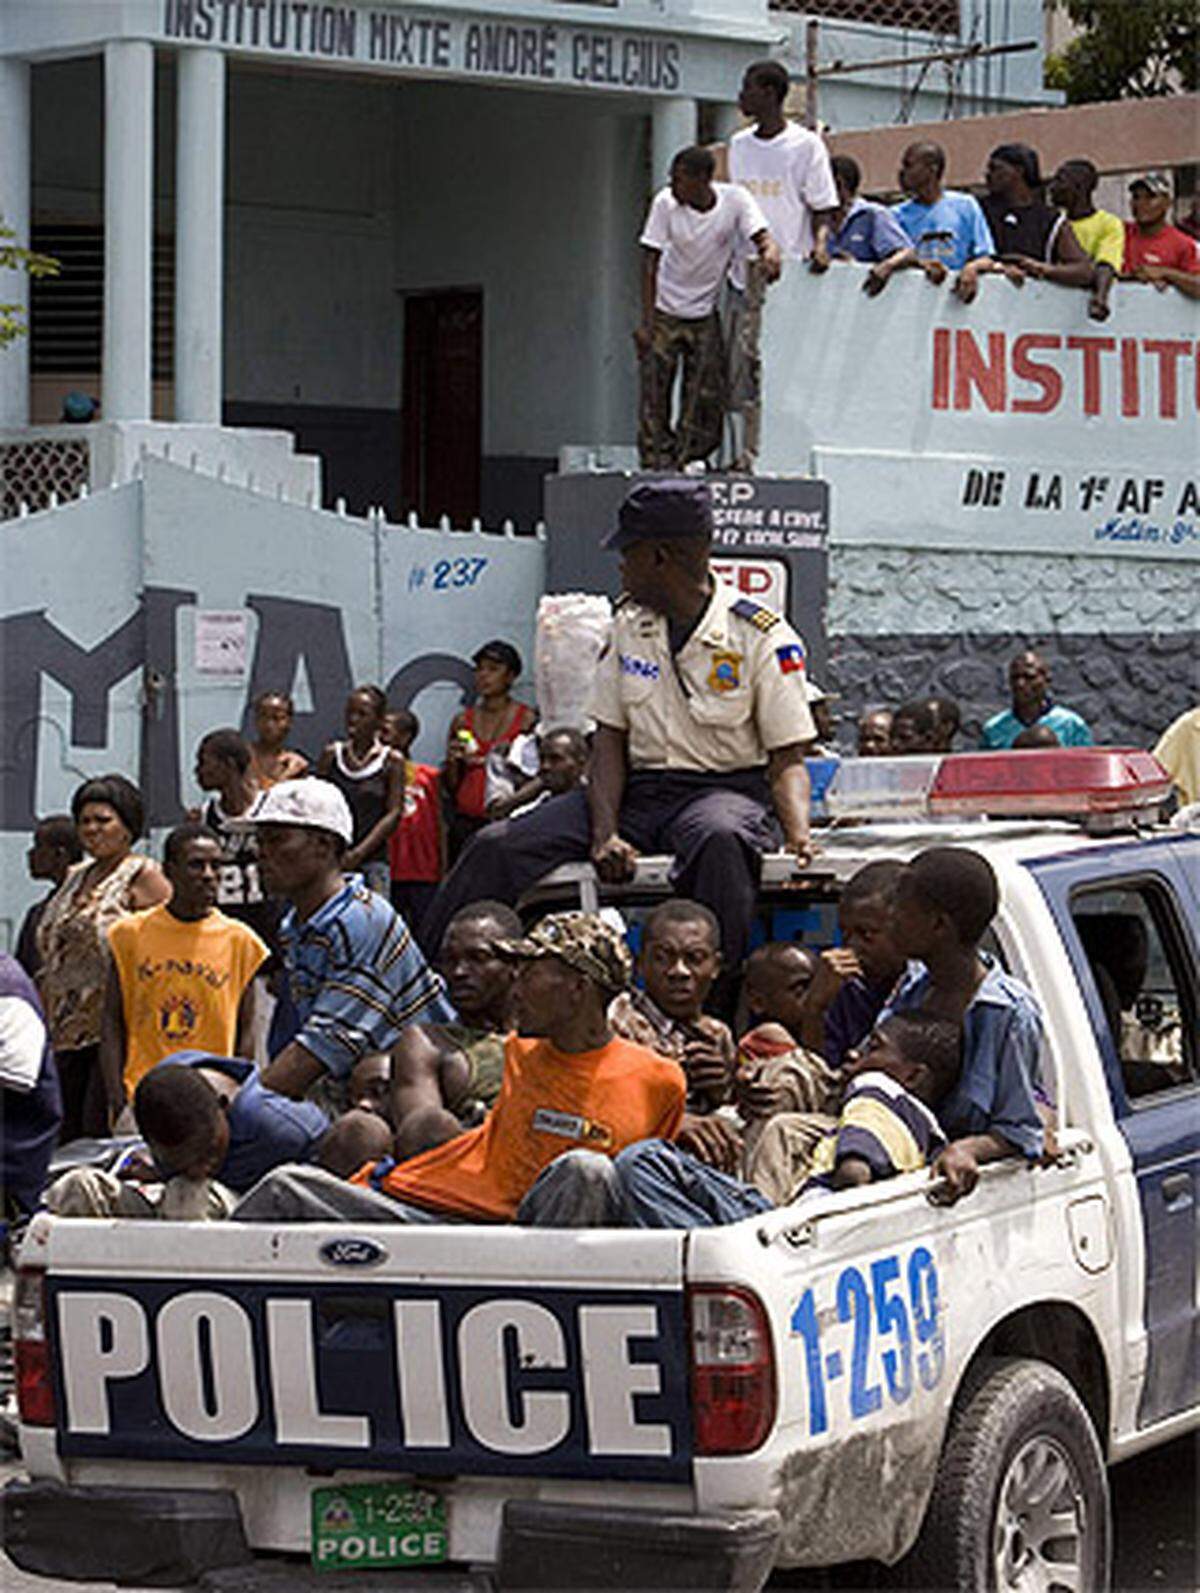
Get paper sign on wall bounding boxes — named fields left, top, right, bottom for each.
left=195, top=611, right=249, bottom=676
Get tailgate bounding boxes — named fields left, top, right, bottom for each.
left=42, top=1218, right=692, bottom=1484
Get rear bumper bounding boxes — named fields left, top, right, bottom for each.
left=498, top=1500, right=781, bottom=1591
left=1, top=1481, right=780, bottom=1591
left=1, top=1478, right=251, bottom=1585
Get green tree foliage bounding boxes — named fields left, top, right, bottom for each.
left=1, top=215, right=60, bottom=349
left=1046, top=0, right=1199, bottom=102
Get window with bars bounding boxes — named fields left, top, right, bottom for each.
left=768, top=0, right=960, bottom=30
left=30, top=223, right=175, bottom=381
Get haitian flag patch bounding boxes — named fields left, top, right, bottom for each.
left=775, top=643, right=806, bottom=675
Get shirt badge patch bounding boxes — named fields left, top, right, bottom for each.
left=620, top=653, right=661, bottom=681
left=775, top=643, right=806, bottom=675
left=532, top=1107, right=613, bottom=1149
left=708, top=651, right=742, bottom=693
left=731, top=597, right=780, bottom=633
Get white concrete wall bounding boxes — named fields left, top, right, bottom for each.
left=0, top=458, right=546, bottom=947
left=0, top=481, right=144, bottom=950
left=391, top=80, right=645, bottom=455
left=759, top=265, right=1199, bottom=749
left=225, top=69, right=402, bottom=411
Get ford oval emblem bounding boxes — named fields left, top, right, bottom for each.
left=319, top=1237, right=387, bottom=1267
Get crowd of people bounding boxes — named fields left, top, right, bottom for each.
left=1, top=480, right=1196, bottom=1243
left=638, top=58, right=1200, bottom=469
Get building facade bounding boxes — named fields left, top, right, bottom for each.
left=2, top=0, right=1053, bottom=524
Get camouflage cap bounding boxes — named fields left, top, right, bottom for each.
left=495, top=911, right=632, bottom=994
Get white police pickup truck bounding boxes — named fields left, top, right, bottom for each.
left=4, top=750, right=1197, bottom=1591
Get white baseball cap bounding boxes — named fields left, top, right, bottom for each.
left=251, top=777, right=354, bottom=845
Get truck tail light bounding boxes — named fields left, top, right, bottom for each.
left=688, top=1286, right=776, bottom=1456
left=14, top=1268, right=55, bottom=1428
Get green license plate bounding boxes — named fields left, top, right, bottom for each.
left=311, top=1482, right=448, bottom=1572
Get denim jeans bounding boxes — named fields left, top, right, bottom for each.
left=616, top=1139, right=774, bottom=1229
left=231, top=1163, right=448, bottom=1224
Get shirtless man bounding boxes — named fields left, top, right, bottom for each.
left=389, top=901, right=521, bottom=1157
left=318, top=900, right=520, bottom=1175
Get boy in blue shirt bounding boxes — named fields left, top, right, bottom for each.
left=827, top=154, right=919, bottom=292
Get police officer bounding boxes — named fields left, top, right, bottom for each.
left=420, top=480, right=817, bottom=970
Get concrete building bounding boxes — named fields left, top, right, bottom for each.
left=1, top=0, right=1054, bottom=526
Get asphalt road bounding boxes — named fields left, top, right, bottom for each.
left=1, top=1437, right=1194, bottom=1591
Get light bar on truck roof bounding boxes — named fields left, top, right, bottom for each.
left=824, top=749, right=1173, bottom=824
left=823, top=755, right=942, bottom=819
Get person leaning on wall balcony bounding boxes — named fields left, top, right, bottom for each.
left=961, top=143, right=1094, bottom=306
left=1123, top=171, right=1200, bottom=302
left=1048, top=159, right=1124, bottom=321
left=890, top=141, right=994, bottom=302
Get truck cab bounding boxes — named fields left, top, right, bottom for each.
left=5, top=749, right=1197, bottom=1591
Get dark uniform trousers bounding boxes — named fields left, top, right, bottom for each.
left=419, top=768, right=779, bottom=971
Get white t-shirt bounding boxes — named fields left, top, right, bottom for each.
left=728, top=122, right=837, bottom=265
left=640, top=183, right=769, bottom=318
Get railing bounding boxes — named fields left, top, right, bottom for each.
left=0, top=436, right=89, bottom=520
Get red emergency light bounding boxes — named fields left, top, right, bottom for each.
left=825, top=748, right=1173, bottom=825
left=927, top=748, right=1173, bottom=818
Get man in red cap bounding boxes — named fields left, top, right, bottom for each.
left=422, top=480, right=817, bottom=975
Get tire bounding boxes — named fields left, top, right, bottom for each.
left=901, top=1356, right=1111, bottom=1592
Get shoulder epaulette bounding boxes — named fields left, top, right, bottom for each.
left=731, top=597, right=781, bottom=633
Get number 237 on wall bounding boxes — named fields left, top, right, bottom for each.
left=790, top=1247, right=944, bottom=1436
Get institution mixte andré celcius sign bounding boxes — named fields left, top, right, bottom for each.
left=161, top=0, right=685, bottom=91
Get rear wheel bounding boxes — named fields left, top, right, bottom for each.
left=902, top=1356, right=1110, bottom=1592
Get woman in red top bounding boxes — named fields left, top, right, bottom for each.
left=384, top=709, right=445, bottom=939
left=443, top=640, right=537, bottom=860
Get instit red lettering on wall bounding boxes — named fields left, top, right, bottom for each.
left=930, top=329, right=1199, bottom=420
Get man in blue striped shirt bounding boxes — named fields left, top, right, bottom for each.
left=255, top=779, right=454, bottom=1105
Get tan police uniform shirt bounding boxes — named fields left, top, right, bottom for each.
left=589, top=581, right=816, bottom=772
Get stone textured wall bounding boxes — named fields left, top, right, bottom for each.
left=826, top=547, right=1199, bottom=749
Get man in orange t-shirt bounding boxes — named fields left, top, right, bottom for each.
left=232, top=912, right=685, bottom=1226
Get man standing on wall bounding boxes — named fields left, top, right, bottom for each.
left=636, top=146, right=780, bottom=470
left=723, top=59, right=837, bottom=469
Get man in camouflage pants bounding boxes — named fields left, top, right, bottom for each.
left=637, top=309, right=726, bottom=469
left=636, top=145, right=780, bottom=470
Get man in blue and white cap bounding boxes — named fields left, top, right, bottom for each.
left=252, top=778, right=453, bottom=1106
left=423, top=480, right=817, bottom=974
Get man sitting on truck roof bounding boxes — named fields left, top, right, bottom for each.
left=232, top=913, right=686, bottom=1227
left=418, top=480, right=818, bottom=981
left=318, top=900, right=520, bottom=1176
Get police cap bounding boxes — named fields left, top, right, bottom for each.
left=603, top=480, right=713, bottom=552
